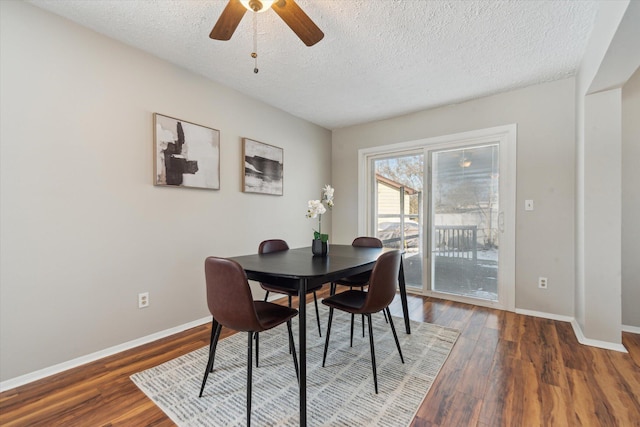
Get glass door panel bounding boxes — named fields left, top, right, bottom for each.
left=372, top=154, right=424, bottom=291
left=430, top=144, right=499, bottom=301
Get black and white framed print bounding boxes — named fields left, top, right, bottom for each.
left=154, top=113, right=220, bottom=190
left=242, top=138, right=283, bottom=196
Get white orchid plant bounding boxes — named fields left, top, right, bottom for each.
left=306, top=184, right=334, bottom=243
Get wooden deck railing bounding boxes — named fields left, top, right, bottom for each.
left=434, top=225, right=478, bottom=261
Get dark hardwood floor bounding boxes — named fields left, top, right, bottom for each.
left=1, top=289, right=639, bottom=426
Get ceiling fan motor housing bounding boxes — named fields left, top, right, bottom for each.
left=248, top=0, right=266, bottom=12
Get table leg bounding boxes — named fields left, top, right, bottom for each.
left=399, top=256, right=411, bottom=334
left=298, top=278, right=307, bottom=426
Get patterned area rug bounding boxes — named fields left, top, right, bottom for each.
left=131, top=305, right=459, bottom=426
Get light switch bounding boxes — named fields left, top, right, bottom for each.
left=525, top=200, right=534, bottom=211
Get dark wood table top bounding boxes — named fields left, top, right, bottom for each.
left=229, top=244, right=390, bottom=288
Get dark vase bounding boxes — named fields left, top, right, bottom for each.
left=312, top=239, right=328, bottom=256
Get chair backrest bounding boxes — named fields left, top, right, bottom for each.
left=352, top=236, right=383, bottom=248
left=362, top=250, right=401, bottom=313
left=258, top=240, right=289, bottom=289
left=204, top=256, right=262, bottom=332
left=259, top=239, right=289, bottom=254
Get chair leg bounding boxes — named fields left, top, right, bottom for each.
left=362, top=314, right=365, bottom=337
left=208, top=318, right=217, bottom=352
left=208, top=318, right=221, bottom=373
left=366, top=313, right=378, bottom=394
left=255, top=332, right=259, bottom=367
left=386, top=307, right=404, bottom=363
left=247, top=332, right=253, bottom=427
left=383, top=309, right=389, bottom=323
left=322, top=307, right=334, bottom=367
left=263, top=290, right=270, bottom=302
left=199, top=322, right=222, bottom=397
left=350, top=313, right=355, bottom=347
left=313, top=291, right=322, bottom=337
left=209, top=322, right=222, bottom=373
left=286, top=320, right=300, bottom=382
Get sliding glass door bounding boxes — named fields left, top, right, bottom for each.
left=430, top=144, right=499, bottom=301
left=361, top=126, right=515, bottom=310
left=371, top=152, right=424, bottom=291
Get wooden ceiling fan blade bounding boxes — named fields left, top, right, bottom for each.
left=272, top=0, right=324, bottom=46
left=210, top=0, right=247, bottom=40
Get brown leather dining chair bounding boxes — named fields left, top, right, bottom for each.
left=321, top=250, right=404, bottom=394
left=259, top=239, right=323, bottom=337
left=330, top=236, right=385, bottom=345
left=199, top=256, right=300, bottom=427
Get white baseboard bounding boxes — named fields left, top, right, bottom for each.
left=515, top=308, right=628, bottom=353
left=570, top=318, right=628, bottom=353
left=0, top=316, right=212, bottom=393
left=515, top=308, right=574, bottom=323
left=622, top=324, right=640, bottom=334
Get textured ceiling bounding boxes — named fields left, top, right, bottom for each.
left=28, top=0, right=600, bottom=130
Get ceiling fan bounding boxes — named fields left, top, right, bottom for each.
left=210, top=0, right=324, bottom=47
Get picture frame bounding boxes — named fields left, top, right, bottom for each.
left=153, top=113, right=220, bottom=190
left=242, top=138, right=284, bottom=196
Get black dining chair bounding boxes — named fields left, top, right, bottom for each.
left=321, top=250, right=404, bottom=394
left=199, top=256, right=300, bottom=427
left=259, top=239, right=324, bottom=337
left=330, top=236, right=386, bottom=345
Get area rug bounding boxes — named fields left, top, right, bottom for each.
left=131, top=305, right=459, bottom=426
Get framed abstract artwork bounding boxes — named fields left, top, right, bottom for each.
left=154, top=113, right=220, bottom=190
left=242, top=138, right=283, bottom=196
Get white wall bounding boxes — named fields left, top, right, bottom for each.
left=332, top=78, right=576, bottom=317
left=622, top=68, right=640, bottom=328
left=574, top=0, right=638, bottom=346
left=0, top=1, right=331, bottom=382
left=582, top=89, right=622, bottom=343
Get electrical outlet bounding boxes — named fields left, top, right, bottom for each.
left=538, top=277, right=548, bottom=289
left=138, top=292, right=149, bottom=308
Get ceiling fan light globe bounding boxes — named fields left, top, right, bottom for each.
left=459, top=158, right=472, bottom=168
left=240, top=0, right=275, bottom=13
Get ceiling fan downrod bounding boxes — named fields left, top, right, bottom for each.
left=252, top=12, right=259, bottom=73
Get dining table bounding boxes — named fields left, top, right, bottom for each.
left=228, top=244, right=411, bottom=426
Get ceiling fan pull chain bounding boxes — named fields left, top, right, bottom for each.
left=251, top=12, right=259, bottom=74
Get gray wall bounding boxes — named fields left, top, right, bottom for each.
left=622, top=68, right=640, bottom=328
left=0, top=1, right=331, bottom=382
left=332, top=78, right=576, bottom=317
